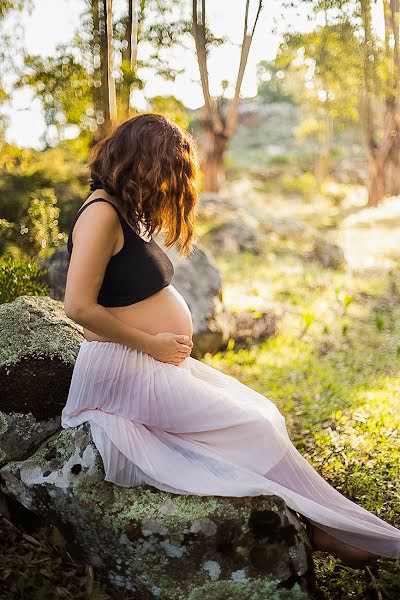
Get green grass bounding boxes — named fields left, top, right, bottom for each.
left=200, top=235, right=400, bottom=599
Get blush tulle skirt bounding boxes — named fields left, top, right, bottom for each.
left=61, top=340, right=400, bottom=559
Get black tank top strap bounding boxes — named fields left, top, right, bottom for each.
left=67, top=198, right=125, bottom=254
left=75, top=198, right=125, bottom=223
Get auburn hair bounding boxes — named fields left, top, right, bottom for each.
left=89, top=113, right=200, bottom=258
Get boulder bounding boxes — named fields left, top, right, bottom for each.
left=197, top=197, right=315, bottom=244
left=40, top=244, right=69, bottom=301
left=40, top=238, right=235, bottom=358
left=307, top=238, right=347, bottom=270
left=0, top=295, right=82, bottom=466
left=0, top=295, right=314, bottom=597
left=0, top=424, right=314, bottom=599
left=205, top=221, right=267, bottom=255
left=232, top=310, right=279, bottom=350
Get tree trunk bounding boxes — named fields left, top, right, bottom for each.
left=90, top=0, right=104, bottom=144
left=120, top=1, right=133, bottom=119
left=367, top=153, right=386, bottom=207
left=99, top=0, right=111, bottom=135
left=200, top=125, right=228, bottom=193
left=192, top=0, right=262, bottom=193
left=315, top=154, right=330, bottom=185
left=315, top=112, right=333, bottom=185
left=360, top=0, right=400, bottom=206
left=105, top=0, right=117, bottom=126
left=385, top=123, right=400, bottom=195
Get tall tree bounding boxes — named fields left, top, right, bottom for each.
left=275, top=20, right=362, bottom=186
left=192, top=0, right=263, bottom=192
left=359, top=0, right=400, bottom=206
left=19, top=0, right=186, bottom=144
left=105, top=0, right=117, bottom=128
left=120, top=0, right=140, bottom=119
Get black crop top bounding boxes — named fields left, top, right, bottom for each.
left=67, top=198, right=174, bottom=307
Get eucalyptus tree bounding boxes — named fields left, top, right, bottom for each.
left=18, top=0, right=187, bottom=144
left=192, top=0, right=263, bottom=192
left=359, top=0, right=400, bottom=204
left=274, top=19, right=362, bottom=185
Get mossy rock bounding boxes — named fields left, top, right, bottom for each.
left=0, top=295, right=83, bottom=465
left=1, top=424, right=314, bottom=599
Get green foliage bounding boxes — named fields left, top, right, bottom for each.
left=300, top=310, right=316, bottom=336
left=0, top=143, right=89, bottom=236
left=335, top=288, right=354, bottom=315
left=0, top=254, right=50, bottom=304
left=201, top=206, right=400, bottom=598
left=147, top=95, right=190, bottom=130
left=0, top=187, right=67, bottom=259
left=0, top=218, right=14, bottom=255
left=319, top=181, right=350, bottom=206
left=281, top=171, right=316, bottom=199
left=276, top=21, right=362, bottom=123
left=0, top=1, right=27, bottom=18
left=20, top=188, right=66, bottom=258
left=256, top=60, right=295, bottom=103
left=17, top=51, right=93, bottom=144
left=374, top=313, right=385, bottom=332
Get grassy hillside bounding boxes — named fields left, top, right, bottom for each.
left=199, top=174, right=400, bottom=599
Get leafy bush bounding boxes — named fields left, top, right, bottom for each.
left=0, top=218, right=15, bottom=255
left=1, top=188, right=67, bottom=259
left=268, top=153, right=294, bottom=166
left=0, top=254, right=50, bottom=304
left=281, top=171, right=316, bottom=199
left=320, top=180, right=350, bottom=205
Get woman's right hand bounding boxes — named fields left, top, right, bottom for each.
left=146, top=332, right=193, bottom=364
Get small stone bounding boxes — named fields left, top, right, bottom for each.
left=160, top=539, right=186, bottom=558
left=231, top=569, right=247, bottom=581
left=202, top=560, right=221, bottom=581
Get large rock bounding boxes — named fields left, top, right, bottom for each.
left=205, top=221, right=267, bottom=255
left=232, top=310, right=279, bottom=351
left=40, top=237, right=235, bottom=358
left=0, top=295, right=314, bottom=597
left=197, top=195, right=316, bottom=243
left=0, top=295, right=82, bottom=466
left=0, top=424, right=314, bottom=599
left=307, top=238, right=347, bottom=270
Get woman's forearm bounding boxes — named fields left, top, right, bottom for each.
left=65, top=303, right=153, bottom=353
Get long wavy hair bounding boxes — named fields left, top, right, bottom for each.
left=89, top=113, right=200, bottom=258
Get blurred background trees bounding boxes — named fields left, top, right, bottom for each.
left=1, top=0, right=400, bottom=264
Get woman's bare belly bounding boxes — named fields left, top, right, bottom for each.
left=83, top=284, right=193, bottom=342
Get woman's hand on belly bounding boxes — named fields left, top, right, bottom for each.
left=146, top=332, right=193, bottom=365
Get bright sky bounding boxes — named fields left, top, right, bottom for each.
left=2, top=0, right=385, bottom=149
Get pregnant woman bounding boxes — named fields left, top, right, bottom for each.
left=62, top=113, right=400, bottom=568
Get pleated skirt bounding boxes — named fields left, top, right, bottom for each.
left=61, top=340, right=400, bottom=559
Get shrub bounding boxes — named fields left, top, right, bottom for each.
left=0, top=254, right=50, bottom=304
left=281, top=171, right=316, bottom=199
left=320, top=180, right=349, bottom=205
left=12, top=188, right=67, bottom=259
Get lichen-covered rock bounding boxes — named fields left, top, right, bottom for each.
left=194, top=191, right=317, bottom=244
left=308, top=238, right=347, bottom=270
left=232, top=310, right=279, bottom=350
left=0, top=425, right=314, bottom=599
left=205, top=221, right=267, bottom=255
left=40, top=244, right=70, bottom=301
left=0, top=295, right=84, bottom=465
left=40, top=239, right=235, bottom=358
